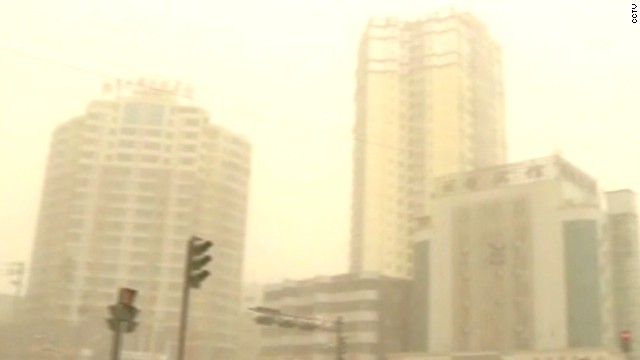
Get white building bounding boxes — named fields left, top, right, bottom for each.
left=606, top=190, right=640, bottom=360
left=389, top=349, right=625, bottom=360
left=26, top=80, right=252, bottom=360
left=260, top=273, right=411, bottom=360
left=351, top=8, right=506, bottom=278
left=412, top=155, right=614, bottom=353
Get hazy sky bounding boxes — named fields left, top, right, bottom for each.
left=0, top=0, right=637, bottom=294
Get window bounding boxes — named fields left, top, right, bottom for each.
left=494, top=171, right=508, bottom=184
left=184, top=118, right=201, bottom=126
left=144, top=142, right=162, bottom=150
left=82, top=151, right=97, bottom=159
left=120, top=127, right=137, bottom=136
left=141, top=155, right=159, bottom=163
left=84, top=124, right=101, bottom=132
left=465, top=177, right=477, bottom=189
left=526, top=165, right=544, bottom=178
left=117, top=154, right=133, bottom=162
left=181, top=144, right=197, bottom=152
left=182, top=131, right=198, bottom=139
left=443, top=180, right=456, bottom=192
left=174, top=106, right=199, bottom=114
left=118, top=140, right=135, bottom=148
left=87, top=113, right=106, bottom=121
left=123, top=103, right=166, bottom=126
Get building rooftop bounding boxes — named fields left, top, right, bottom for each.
left=434, top=155, right=598, bottom=198
left=265, top=272, right=406, bottom=292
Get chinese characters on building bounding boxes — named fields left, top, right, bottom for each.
left=102, top=78, right=194, bottom=99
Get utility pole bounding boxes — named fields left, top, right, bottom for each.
left=177, top=236, right=213, bottom=360
left=106, top=288, right=140, bottom=360
left=335, top=317, right=346, bottom=360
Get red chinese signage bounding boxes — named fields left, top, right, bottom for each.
left=102, top=77, right=194, bottom=99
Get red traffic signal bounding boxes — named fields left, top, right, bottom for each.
left=118, top=288, right=137, bottom=306
left=620, top=330, right=633, bottom=353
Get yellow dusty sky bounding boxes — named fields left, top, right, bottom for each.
left=0, top=0, right=638, bottom=293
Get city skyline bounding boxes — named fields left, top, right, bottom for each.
left=1, top=0, right=639, bottom=295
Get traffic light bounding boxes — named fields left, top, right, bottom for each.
left=299, top=321, right=320, bottom=331
left=187, top=236, right=213, bottom=289
left=620, top=330, right=633, bottom=353
left=106, top=288, right=140, bottom=334
left=107, top=307, right=139, bottom=333
left=251, top=306, right=281, bottom=326
left=255, top=315, right=277, bottom=325
left=277, top=318, right=296, bottom=328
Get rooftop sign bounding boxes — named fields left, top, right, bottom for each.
left=102, top=78, right=194, bottom=99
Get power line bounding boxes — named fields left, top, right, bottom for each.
left=0, top=23, right=350, bottom=132
left=0, top=39, right=415, bottom=154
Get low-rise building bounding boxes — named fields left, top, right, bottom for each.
left=0, top=293, right=13, bottom=323
left=412, top=155, right=615, bottom=353
left=238, top=283, right=264, bottom=360
left=260, top=273, right=410, bottom=360
left=389, top=349, right=624, bottom=360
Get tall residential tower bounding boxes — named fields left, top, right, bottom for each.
left=351, top=9, right=506, bottom=277
left=27, top=81, right=251, bottom=360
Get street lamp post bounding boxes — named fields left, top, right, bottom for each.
left=249, top=306, right=347, bottom=360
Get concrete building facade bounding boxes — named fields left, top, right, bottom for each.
left=413, top=155, right=614, bottom=353
left=26, top=83, right=252, bottom=360
left=0, top=293, right=12, bottom=323
left=238, top=283, right=264, bottom=360
left=351, top=8, right=506, bottom=278
left=389, top=349, right=625, bottom=360
left=606, top=190, right=640, bottom=359
left=260, top=273, right=410, bottom=360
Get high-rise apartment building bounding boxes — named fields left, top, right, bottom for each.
left=351, top=8, right=506, bottom=278
left=411, top=155, right=614, bottom=353
left=26, top=82, right=251, bottom=360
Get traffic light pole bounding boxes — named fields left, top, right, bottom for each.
left=335, top=317, right=344, bottom=360
left=110, top=320, right=124, bottom=360
left=107, top=288, right=140, bottom=360
left=250, top=307, right=347, bottom=359
left=177, top=239, right=194, bottom=360
left=177, top=236, right=213, bottom=360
